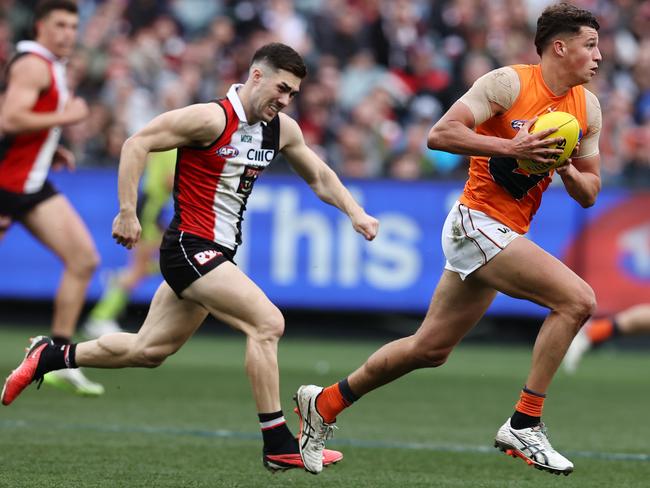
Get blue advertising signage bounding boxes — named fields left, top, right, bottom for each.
left=0, top=169, right=646, bottom=317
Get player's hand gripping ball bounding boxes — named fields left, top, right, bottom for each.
left=517, top=111, right=581, bottom=174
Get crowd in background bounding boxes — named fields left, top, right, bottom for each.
left=1, top=0, right=650, bottom=185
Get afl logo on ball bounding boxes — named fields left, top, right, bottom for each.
left=217, top=145, right=239, bottom=158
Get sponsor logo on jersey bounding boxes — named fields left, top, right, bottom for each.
left=217, top=145, right=239, bottom=158
left=241, top=134, right=253, bottom=143
left=511, top=119, right=527, bottom=130
left=237, top=165, right=264, bottom=195
left=247, top=148, right=275, bottom=163
left=193, top=249, right=223, bottom=266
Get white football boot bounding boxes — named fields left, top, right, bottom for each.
left=294, top=384, right=337, bottom=474
left=494, top=418, right=574, bottom=475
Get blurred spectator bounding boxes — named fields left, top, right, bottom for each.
left=338, top=50, right=387, bottom=110
left=261, top=0, right=311, bottom=54
left=391, top=39, right=451, bottom=100
left=311, top=0, right=367, bottom=66
left=599, top=89, right=636, bottom=184
left=386, top=151, right=423, bottom=180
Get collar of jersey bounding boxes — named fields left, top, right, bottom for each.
left=16, top=41, right=63, bottom=64
left=227, top=83, right=265, bottom=127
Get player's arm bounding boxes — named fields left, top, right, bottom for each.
left=112, top=103, right=224, bottom=248
left=427, top=68, right=564, bottom=165
left=279, top=113, right=378, bottom=241
left=555, top=91, right=602, bottom=207
left=0, top=56, right=87, bottom=133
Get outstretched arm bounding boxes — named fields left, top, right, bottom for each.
left=112, top=103, right=225, bottom=248
left=279, top=114, right=378, bottom=241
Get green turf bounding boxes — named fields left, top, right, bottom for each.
left=0, top=325, right=648, bottom=487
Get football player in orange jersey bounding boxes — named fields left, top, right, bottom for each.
left=295, top=3, right=602, bottom=476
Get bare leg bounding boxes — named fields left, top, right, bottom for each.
left=76, top=282, right=208, bottom=367
left=472, top=237, right=596, bottom=393
left=615, top=304, right=650, bottom=335
left=22, top=195, right=100, bottom=339
left=349, top=270, right=497, bottom=395
left=182, top=261, right=285, bottom=414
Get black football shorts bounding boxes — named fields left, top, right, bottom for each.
left=0, top=180, right=58, bottom=221
left=159, top=228, right=235, bottom=298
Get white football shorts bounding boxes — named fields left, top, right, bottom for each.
left=441, top=201, right=521, bottom=280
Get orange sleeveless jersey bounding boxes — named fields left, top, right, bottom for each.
left=459, top=64, right=588, bottom=234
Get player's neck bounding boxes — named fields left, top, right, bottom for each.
left=539, top=60, right=572, bottom=97
left=234, top=83, right=260, bottom=124
left=33, top=38, right=61, bottom=60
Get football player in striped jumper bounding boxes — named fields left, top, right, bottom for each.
left=0, top=0, right=104, bottom=396
left=2, top=42, right=379, bottom=472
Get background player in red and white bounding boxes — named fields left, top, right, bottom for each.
left=2, top=42, right=379, bottom=472
left=294, top=3, right=602, bottom=476
left=0, top=0, right=103, bottom=396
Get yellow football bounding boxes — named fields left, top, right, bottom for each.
left=516, top=111, right=581, bottom=174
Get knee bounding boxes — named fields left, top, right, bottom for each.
left=133, top=344, right=171, bottom=368
left=252, top=307, right=285, bottom=343
left=410, top=338, right=453, bottom=369
left=573, top=284, right=597, bottom=320
left=67, top=247, right=100, bottom=279
left=561, top=284, right=597, bottom=328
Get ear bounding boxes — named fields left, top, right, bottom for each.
left=553, top=39, right=567, bottom=57
left=250, top=65, right=264, bottom=83
left=34, top=20, right=43, bottom=37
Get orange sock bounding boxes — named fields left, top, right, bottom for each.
left=316, top=384, right=350, bottom=423
left=515, top=389, right=545, bottom=418
left=586, top=318, right=615, bottom=344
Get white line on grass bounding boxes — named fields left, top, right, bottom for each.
left=1, top=419, right=648, bottom=463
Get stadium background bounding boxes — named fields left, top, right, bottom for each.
left=0, top=1, right=649, bottom=487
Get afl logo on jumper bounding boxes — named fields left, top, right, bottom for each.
left=217, top=145, right=239, bottom=158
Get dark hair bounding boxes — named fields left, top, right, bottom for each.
left=35, top=0, right=78, bottom=21
left=534, top=3, right=600, bottom=56
left=251, top=43, right=307, bottom=79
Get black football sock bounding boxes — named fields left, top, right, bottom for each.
left=338, top=377, right=360, bottom=404
left=510, top=410, right=541, bottom=430
left=34, top=342, right=77, bottom=379
left=52, top=336, right=71, bottom=346
left=259, top=411, right=298, bottom=454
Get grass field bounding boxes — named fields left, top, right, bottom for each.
left=0, top=324, right=648, bottom=487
